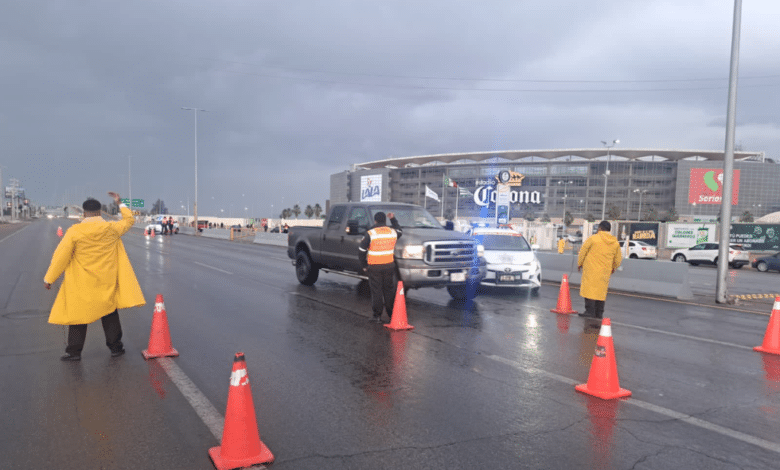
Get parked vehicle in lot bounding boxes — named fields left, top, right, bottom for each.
left=287, top=202, right=487, bottom=300
left=670, top=243, right=748, bottom=268
left=752, top=252, right=780, bottom=272
left=618, top=240, right=657, bottom=259
left=466, top=226, right=541, bottom=293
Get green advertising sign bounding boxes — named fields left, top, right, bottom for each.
left=730, top=224, right=780, bottom=251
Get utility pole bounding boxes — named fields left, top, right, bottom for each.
left=716, top=0, right=742, bottom=304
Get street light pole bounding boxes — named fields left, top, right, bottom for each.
left=634, top=189, right=647, bottom=221
left=600, top=139, right=620, bottom=220
left=182, top=107, right=207, bottom=231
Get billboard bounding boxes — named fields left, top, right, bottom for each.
left=666, top=223, right=718, bottom=248
left=688, top=169, right=740, bottom=205
left=729, top=224, right=780, bottom=251
left=360, top=175, right=382, bottom=202
left=617, top=222, right=660, bottom=246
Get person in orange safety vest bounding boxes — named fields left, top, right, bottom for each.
left=359, top=211, right=403, bottom=323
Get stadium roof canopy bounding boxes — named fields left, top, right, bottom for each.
left=354, top=148, right=769, bottom=170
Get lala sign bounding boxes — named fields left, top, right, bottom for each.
left=360, top=174, right=382, bottom=201
left=474, top=171, right=542, bottom=207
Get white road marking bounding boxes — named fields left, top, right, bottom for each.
left=485, top=354, right=780, bottom=455
left=193, top=261, right=233, bottom=275
left=157, top=358, right=224, bottom=441
left=611, top=321, right=754, bottom=351
left=0, top=224, right=28, bottom=243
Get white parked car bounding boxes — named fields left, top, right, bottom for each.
left=467, top=226, right=541, bottom=293
left=145, top=216, right=179, bottom=235
left=671, top=243, right=748, bottom=269
left=618, top=240, right=657, bottom=259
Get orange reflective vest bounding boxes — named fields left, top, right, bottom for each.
left=366, top=226, right=398, bottom=265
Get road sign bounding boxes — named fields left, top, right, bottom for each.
left=132, top=199, right=144, bottom=208
left=121, top=198, right=130, bottom=205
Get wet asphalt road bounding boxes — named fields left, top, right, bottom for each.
left=2, top=219, right=780, bottom=469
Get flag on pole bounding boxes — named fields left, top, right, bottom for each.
left=458, top=187, right=472, bottom=198
left=444, top=176, right=458, bottom=188
left=425, top=185, right=440, bottom=202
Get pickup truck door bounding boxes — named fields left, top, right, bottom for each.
left=321, top=205, right=348, bottom=268
left=342, top=206, right=371, bottom=272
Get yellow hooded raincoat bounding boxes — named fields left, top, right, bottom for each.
left=577, top=230, right=622, bottom=301
left=44, top=206, right=145, bottom=325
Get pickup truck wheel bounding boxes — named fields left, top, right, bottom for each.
left=295, top=251, right=319, bottom=285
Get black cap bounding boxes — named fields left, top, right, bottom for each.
left=82, top=198, right=101, bottom=212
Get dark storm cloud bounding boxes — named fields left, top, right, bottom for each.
left=1, top=1, right=778, bottom=217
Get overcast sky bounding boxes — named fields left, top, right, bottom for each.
left=1, top=1, right=778, bottom=218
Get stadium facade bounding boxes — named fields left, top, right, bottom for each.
left=330, top=149, right=780, bottom=222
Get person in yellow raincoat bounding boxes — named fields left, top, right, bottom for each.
left=577, top=221, right=622, bottom=319
left=44, top=192, right=145, bottom=361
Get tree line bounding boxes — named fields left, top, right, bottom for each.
left=280, top=203, right=323, bottom=219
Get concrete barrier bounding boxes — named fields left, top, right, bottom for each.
left=178, top=227, right=196, bottom=236
left=536, top=252, right=694, bottom=300
left=253, top=232, right=288, bottom=247
left=200, top=229, right=231, bottom=240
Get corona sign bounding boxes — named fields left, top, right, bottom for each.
left=473, top=171, right=542, bottom=207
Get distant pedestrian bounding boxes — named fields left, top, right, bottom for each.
left=577, top=221, right=622, bottom=319
left=359, top=212, right=403, bottom=323
left=283, top=223, right=289, bottom=233
left=167, top=216, right=175, bottom=235
left=558, top=237, right=566, bottom=254
left=44, top=192, right=146, bottom=361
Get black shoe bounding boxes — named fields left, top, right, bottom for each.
left=369, top=317, right=382, bottom=323
left=60, top=353, right=81, bottom=362
left=578, top=312, right=597, bottom=318
left=111, top=349, right=126, bottom=357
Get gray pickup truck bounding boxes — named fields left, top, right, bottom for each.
left=287, top=202, right=486, bottom=300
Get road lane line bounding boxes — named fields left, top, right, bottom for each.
left=611, top=321, right=754, bottom=351
left=193, top=261, right=233, bottom=275
left=0, top=224, right=28, bottom=243
left=485, top=354, right=780, bottom=455
left=157, top=358, right=224, bottom=441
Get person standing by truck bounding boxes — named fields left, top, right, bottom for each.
left=359, top=211, right=403, bottom=323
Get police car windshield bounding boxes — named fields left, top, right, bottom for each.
left=369, top=206, right=442, bottom=229
left=474, top=233, right=531, bottom=251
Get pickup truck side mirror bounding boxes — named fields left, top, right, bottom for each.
left=531, top=244, right=540, bottom=251
left=347, top=220, right=363, bottom=236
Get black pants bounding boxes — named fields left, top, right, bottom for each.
left=368, top=265, right=397, bottom=319
left=65, top=310, right=123, bottom=355
left=584, top=298, right=605, bottom=318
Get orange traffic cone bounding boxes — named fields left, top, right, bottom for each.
left=57, top=226, right=63, bottom=237
left=150, top=228, right=155, bottom=238
left=142, top=294, right=179, bottom=359
left=551, top=274, right=578, bottom=314
left=385, top=281, right=414, bottom=330
left=209, top=353, right=274, bottom=469
left=144, top=228, right=148, bottom=236
left=755, top=297, right=780, bottom=355
left=575, top=318, right=632, bottom=400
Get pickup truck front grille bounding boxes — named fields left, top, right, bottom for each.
left=424, top=241, right=478, bottom=265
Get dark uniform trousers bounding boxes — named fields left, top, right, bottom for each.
left=65, top=310, right=123, bottom=355
left=368, top=264, right=397, bottom=319
left=584, top=299, right=605, bottom=318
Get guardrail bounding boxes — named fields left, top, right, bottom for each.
left=536, top=252, right=694, bottom=300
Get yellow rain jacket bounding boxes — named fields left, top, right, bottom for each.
left=44, top=206, right=145, bottom=325
left=577, top=230, right=622, bottom=301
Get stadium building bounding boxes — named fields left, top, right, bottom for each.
left=330, top=149, right=780, bottom=222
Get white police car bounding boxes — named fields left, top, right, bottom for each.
left=467, top=226, right=542, bottom=292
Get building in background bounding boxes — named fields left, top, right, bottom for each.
left=330, top=149, right=780, bottom=222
